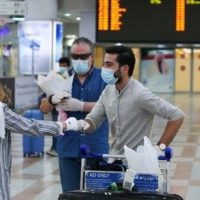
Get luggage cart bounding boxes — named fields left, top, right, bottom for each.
left=80, top=144, right=173, bottom=193
left=58, top=145, right=184, bottom=200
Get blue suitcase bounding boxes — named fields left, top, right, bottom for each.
left=23, top=109, right=44, bottom=157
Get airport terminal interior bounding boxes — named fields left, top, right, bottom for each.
left=10, top=93, right=200, bottom=200
left=1, top=0, right=200, bottom=200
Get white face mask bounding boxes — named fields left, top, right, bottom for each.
left=101, top=67, right=118, bottom=84
left=72, top=59, right=90, bottom=75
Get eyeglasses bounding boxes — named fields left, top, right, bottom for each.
left=71, top=53, right=92, bottom=60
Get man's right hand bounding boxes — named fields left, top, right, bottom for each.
left=50, top=91, right=71, bottom=105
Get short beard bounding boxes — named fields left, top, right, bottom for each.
left=115, top=76, right=122, bottom=84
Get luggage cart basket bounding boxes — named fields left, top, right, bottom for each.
left=80, top=144, right=173, bottom=193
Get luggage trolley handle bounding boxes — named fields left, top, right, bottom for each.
left=158, top=147, right=173, bottom=161
left=80, top=144, right=126, bottom=190
left=80, top=144, right=173, bottom=161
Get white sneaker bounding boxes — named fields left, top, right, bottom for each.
left=46, top=148, right=58, bottom=157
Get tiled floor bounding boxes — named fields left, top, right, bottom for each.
left=10, top=94, right=200, bottom=200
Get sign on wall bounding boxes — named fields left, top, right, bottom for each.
left=0, top=77, right=15, bottom=109
left=0, top=76, right=38, bottom=110
left=140, top=49, right=175, bottom=93
left=18, top=21, right=52, bottom=74
left=52, top=21, right=63, bottom=72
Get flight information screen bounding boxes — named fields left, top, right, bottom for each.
left=96, top=0, right=200, bottom=43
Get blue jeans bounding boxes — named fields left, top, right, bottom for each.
left=58, top=157, right=98, bottom=192
left=51, top=136, right=57, bottom=151
left=58, top=157, right=81, bottom=192
left=51, top=111, right=58, bottom=151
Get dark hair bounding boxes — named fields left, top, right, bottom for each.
left=58, top=57, right=70, bottom=66
left=71, top=37, right=94, bottom=54
left=105, top=45, right=135, bottom=77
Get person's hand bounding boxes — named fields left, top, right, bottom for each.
left=50, top=91, right=71, bottom=105
left=59, top=98, right=84, bottom=112
left=63, top=118, right=90, bottom=131
left=78, top=119, right=90, bottom=131
left=65, top=117, right=79, bottom=131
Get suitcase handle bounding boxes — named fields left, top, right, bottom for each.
left=80, top=144, right=173, bottom=161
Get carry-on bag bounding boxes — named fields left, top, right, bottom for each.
left=58, top=190, right=183, bottom=200
left=23, top=109, right=44, bottom=157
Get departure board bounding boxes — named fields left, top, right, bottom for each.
left=96, top=0, right=200, bottom=43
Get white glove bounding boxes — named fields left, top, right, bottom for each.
left=65, top=117, right=79, bottom=131
left=154, top=145, right=165, bottom=157
left=64, top=118, right=90, bottom=131
left=60, top=98, right=84, bottom=112
left=51, top=91, right=71, bottom=104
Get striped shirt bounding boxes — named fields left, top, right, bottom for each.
left=0, top=103, right=61, bottom=200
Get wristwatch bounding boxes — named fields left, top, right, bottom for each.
left=158, top=143, right=166, bottom=151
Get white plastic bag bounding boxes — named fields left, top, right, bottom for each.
left=124, top=136, right=161, bottom=174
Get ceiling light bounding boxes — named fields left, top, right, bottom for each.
left=65, top=34, right=77, bottom=39
left=11, top=17, right=24, bottom=21
left=64, top=13, right=71, bottom=17
left=76, top=17, right=81, bottom=21
left=115, top=43, right=122, bottom=46
left=157, top=44, right=166, bottom=48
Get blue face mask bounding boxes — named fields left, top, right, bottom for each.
left=72, top=59, right=90, bottom=75
left=59, top=67, right=67, bottom=74
left=101, top=67, right=118, bottom=84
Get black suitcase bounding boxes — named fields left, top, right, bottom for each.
left=58, top=190, right=184, bottom=200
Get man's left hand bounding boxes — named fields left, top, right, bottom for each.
left=154, top=145, right=165, bottom=157
left=59, top=98, right=84, bottom=112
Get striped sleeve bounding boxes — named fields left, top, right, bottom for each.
left=0, top=131, right=11, bottom=200
left=4, top=106, right=60, bottom=136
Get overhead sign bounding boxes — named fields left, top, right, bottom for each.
left=96, top=0, right=200, bottom=43
left=0, top=1, right=27, bottom=16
